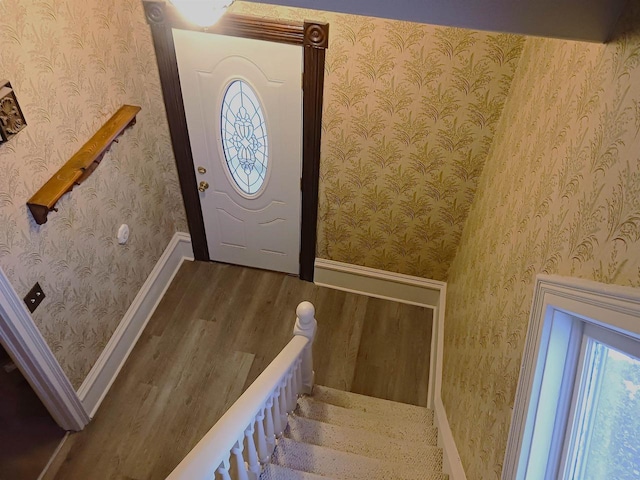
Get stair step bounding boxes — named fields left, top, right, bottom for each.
left=260, top=463, right=335, bottom=480
left=312, top=386, right=434, bottom=425
left=286, top=415, right=442, bottom=468
left=296, top=396, right=431, bottom=442
left=272, top=438, right=446, bottom=480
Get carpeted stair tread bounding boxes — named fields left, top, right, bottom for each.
left=311, top=386, right=434, bottom=425
left=271, top=438, right=446, bottom=480
left=296, top=396, right=431, bottom=442
left=286, top=415, right=441, bottom=468
left=260, top=463, right=336, bottom=480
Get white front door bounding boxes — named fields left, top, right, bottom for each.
left=174, top=30, right=303, bottom=274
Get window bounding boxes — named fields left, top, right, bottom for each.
left=563, top=324, right=640, bottom=479
left=503, top=276, right=640, bottom=480
left=220, top=79, right=268, bottom=196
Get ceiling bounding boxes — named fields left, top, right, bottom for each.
left=247, top=0, right=628, bottom=42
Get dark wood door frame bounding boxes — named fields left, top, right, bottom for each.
left=143, top=1, right=328, bottom=282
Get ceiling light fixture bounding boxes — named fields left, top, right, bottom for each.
left=169, top=0, right=234, bottom=27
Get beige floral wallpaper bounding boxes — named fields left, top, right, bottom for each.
left=231, top=2, right=525, bottom=281
left=0, top=0, right=187, bottom=389
left=443, top=2, right=640, bottom=478
left=0, top=0, right=524, bottom=392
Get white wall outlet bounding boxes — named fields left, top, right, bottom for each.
left=117, top=224, right=130, bottom=245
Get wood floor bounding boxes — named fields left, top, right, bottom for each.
left=0, top=344, right=65, bottom=480
left=46, top=261, right=432, bottom=480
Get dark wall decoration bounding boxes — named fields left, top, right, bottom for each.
left=0, top=80, right=27, bottom=144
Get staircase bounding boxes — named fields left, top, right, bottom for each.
left=261, top=385, right=446, bottom=480
left=166, top=302, right=445, bottom=480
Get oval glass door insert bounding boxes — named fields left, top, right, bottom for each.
left=220, top=80, right=269, bottom=196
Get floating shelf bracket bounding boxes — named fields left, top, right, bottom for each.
left=27, top=105, right=141, bottom=225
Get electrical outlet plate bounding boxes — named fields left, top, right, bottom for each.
left=24, top=282, right=45, bottom=313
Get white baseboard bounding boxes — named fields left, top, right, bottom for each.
left=77, top=232, right=194, bottom=417
left=38, top=432, right=70, bottom=480
left=432, top=281, right=465, bottom=479
left=435, top=396, right=467, bottom=480
left=313, top=258, right=444, bottom=308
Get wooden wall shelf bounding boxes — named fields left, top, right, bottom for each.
left=27, top=105, right=141, bottom=225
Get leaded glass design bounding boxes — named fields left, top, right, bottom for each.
left=220, top=80, right=268, bottom=195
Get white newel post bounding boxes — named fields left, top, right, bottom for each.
left=293, top=301, right=317, bottom=395
left=166, top=301, right=320, bottom=480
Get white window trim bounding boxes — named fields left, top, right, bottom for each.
left=503, top=274, right=640, bottom=480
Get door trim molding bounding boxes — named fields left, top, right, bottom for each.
left=0, top=267, right=89, bottom=431
left=143, top=2, right=328, bottom=281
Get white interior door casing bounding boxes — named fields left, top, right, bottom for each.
left=174, top=30, right=303, bottom=274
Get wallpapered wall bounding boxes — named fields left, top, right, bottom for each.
left=0, top=1, right=523, bottom=392
left=231, top=2, right=525, bottom=281
left=443, top=3, right=640, bottom=478
left=0, top=0, right=186, bottom=389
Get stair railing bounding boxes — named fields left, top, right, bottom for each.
left=166, top=301, right=317, bottom=480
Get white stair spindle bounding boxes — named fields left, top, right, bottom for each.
left=278, top=383, right=288, bottom=427
left=272, top=391, right=284, bottom=437
left=265, top=398, right=276, bottom=452
left=255, top=409, right=269, bottom=464
left=286, top=371, right=296, bottom=412
left=244, top=424, right=261, bottom=480
left=293, top=301, right=317, bottom=394
left=294, top=357, right=303, bottom=398
left=232, top=437, right=249, bottom=480
left=281, top=374, right=290, bottom=414
left=280, top=381, right=288, bottom=418
left=217, top=457, right=232, bottom=480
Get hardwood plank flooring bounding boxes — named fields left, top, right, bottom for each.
left=47, top=261, right=432, bottom=480
left=351, top=298, right=431, bottom=405
left=0, top=345, right=65, bottom=480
